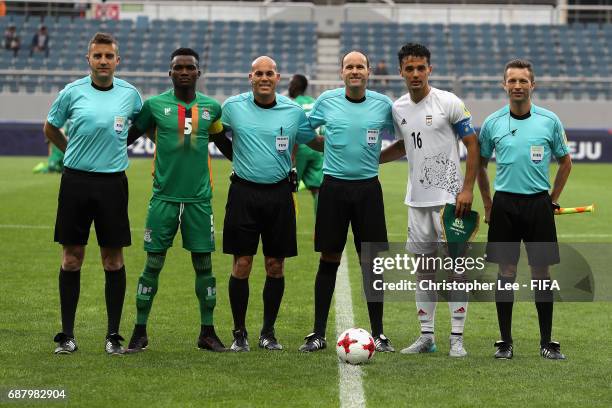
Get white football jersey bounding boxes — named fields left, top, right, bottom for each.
left=392, top=87, right=473, bottom=207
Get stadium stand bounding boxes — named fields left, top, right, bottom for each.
left=341, top=21, right=612, bottom=99
left=0, top=15, right=317, bottom=96
left=0, top=13, right=610, bottom=100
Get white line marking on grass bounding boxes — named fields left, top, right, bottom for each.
left=335, top=252, right=366, bottom=408
left=1, top=225, right=611, bottom=239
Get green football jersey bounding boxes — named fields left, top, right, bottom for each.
left=294, top=95, right=315, bottom=112
left=133, top=90, right=223, bottom=202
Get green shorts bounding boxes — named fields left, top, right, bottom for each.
left=295, top=144, right=323, bottom=189
left=143, top=197, right=215, bottom=253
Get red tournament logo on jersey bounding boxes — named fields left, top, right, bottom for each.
left=417, top=308, right=428, bottom=316
left=454, top=306, right=466, bottom=314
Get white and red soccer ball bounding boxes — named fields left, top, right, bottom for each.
left=336, top=328, right=376, bottom=365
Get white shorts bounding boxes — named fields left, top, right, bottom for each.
left=406, top=205, right=444, bottom=255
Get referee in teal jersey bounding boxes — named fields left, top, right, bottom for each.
left=299, top=51, right=396, bottom=353
left=44, top=33, right=142, bottom=355
left=477, top=59, right=571, bottom=360
left=221, top=56, right=317, bottom=352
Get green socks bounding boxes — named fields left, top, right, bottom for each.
left=135, top=252, right=165, bottom=325
left=193, top=253, right=216, bottom=326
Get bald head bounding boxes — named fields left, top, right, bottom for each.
left=341, top=50, right=369, bottom=69
left=249, top=55, right=280, bottom=104
left=251, top=56, right=277, bottom=72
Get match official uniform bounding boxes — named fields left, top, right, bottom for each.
left=479, top=104, right=570, bottom=265
left=222, top=92, right=315, bottom=257
left=480, top=103, right=570, bottom=359
left=47, top=75, right=141, bottom=354
left=48, top=76, right=142, bottom=247
left=302, top=88, right=394, bottom=351
left=308, top=88, right=393, bottom=254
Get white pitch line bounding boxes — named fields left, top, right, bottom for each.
left=335, top=252, right=366, bottom=408
left=1, top=224, right=611, bottom=239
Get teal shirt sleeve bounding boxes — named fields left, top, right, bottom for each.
left=221, top=100, right=232, bottom=128
left=133, top=99, right=153, bottom=132
left=551, top=116, right=570, bottom=158
left=47, top=87, right=71, bottom=128
left=132, top=90, right=143, bottom=118
left=479, top=119, right=494, bottom=159
left=307, top=97, right=326, bottom=129
left=296, top=108, right=316, bottom=144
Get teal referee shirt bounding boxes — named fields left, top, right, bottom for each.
left=308, top=88, right=394, bottom=180
left=47, top=76, right=142, bottom=173
left=222, top=92, right=316, bottom=184
left=479, top=104, right=570, bottom=194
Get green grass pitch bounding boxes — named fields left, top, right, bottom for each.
left=0, top=157, right=610, bottom=407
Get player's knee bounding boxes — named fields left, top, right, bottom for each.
left=499, top=264, right=517, bottom=279
left=265, top=257, right=284, bottom=278
left=62, top=246, right=85, bottom=270
left=146, top=252, right=166, bottom=271
left=530, top=266, right=550, bottom=280
left=233, top=256, right=253, bottom=279
left=101, top=248, right=124, bottom=271
left=192, top=252, right=212, bottom=275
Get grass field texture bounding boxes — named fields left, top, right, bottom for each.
left=0, top=157, right=610, bottom=408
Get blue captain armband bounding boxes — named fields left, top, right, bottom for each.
left=453, top=117, right=476, bottom=138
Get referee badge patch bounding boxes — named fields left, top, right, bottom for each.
left=530, top=145, right=544, bottom=164
left=366, top=129, right=379, bottom=147
left=276, top=136, right=289, bottom=153
left=426, top=115, right=432, bottom=126
left=114, top=116, right=126, bottom=134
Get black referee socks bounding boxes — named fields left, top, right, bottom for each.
left=262, top=276, right=285, bottom=335
left=495, top=275, right=515, bottom=344
left=313, top=259, right=340, bottom=337
left=535, top=287, right=554, bottom=346
left=229, top=275, right=249, bottom=331
left=59, top=268, right=81, bottom=337
left=105, top=266, right=126, bottom=336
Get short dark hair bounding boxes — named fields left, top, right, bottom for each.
left=397, top=43, right=431, bottom=67
left=504, top=58, right=534, bottom=82
left=170, top=47, right=200, bottom=63
left=289, top=74, right=308, bottom=98
left=88, top=32, right=118, bottom=53
left=340, top=50, right=370, bottom=68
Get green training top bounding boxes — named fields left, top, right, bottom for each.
left=133, top=89, right=223, bottom=202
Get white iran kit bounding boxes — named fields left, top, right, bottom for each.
left=393, top=87, right=473, bottom=253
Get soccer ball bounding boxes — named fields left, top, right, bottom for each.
left=336, top=328, right=376, bottom=365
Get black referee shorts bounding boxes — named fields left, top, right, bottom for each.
left=315, top=175, right=388, bottom=254
left=486, top=191, right=559, bottom=266
left=223, top=174, right=297, bottom=258
left=55, top=167, right=131, bottom=247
